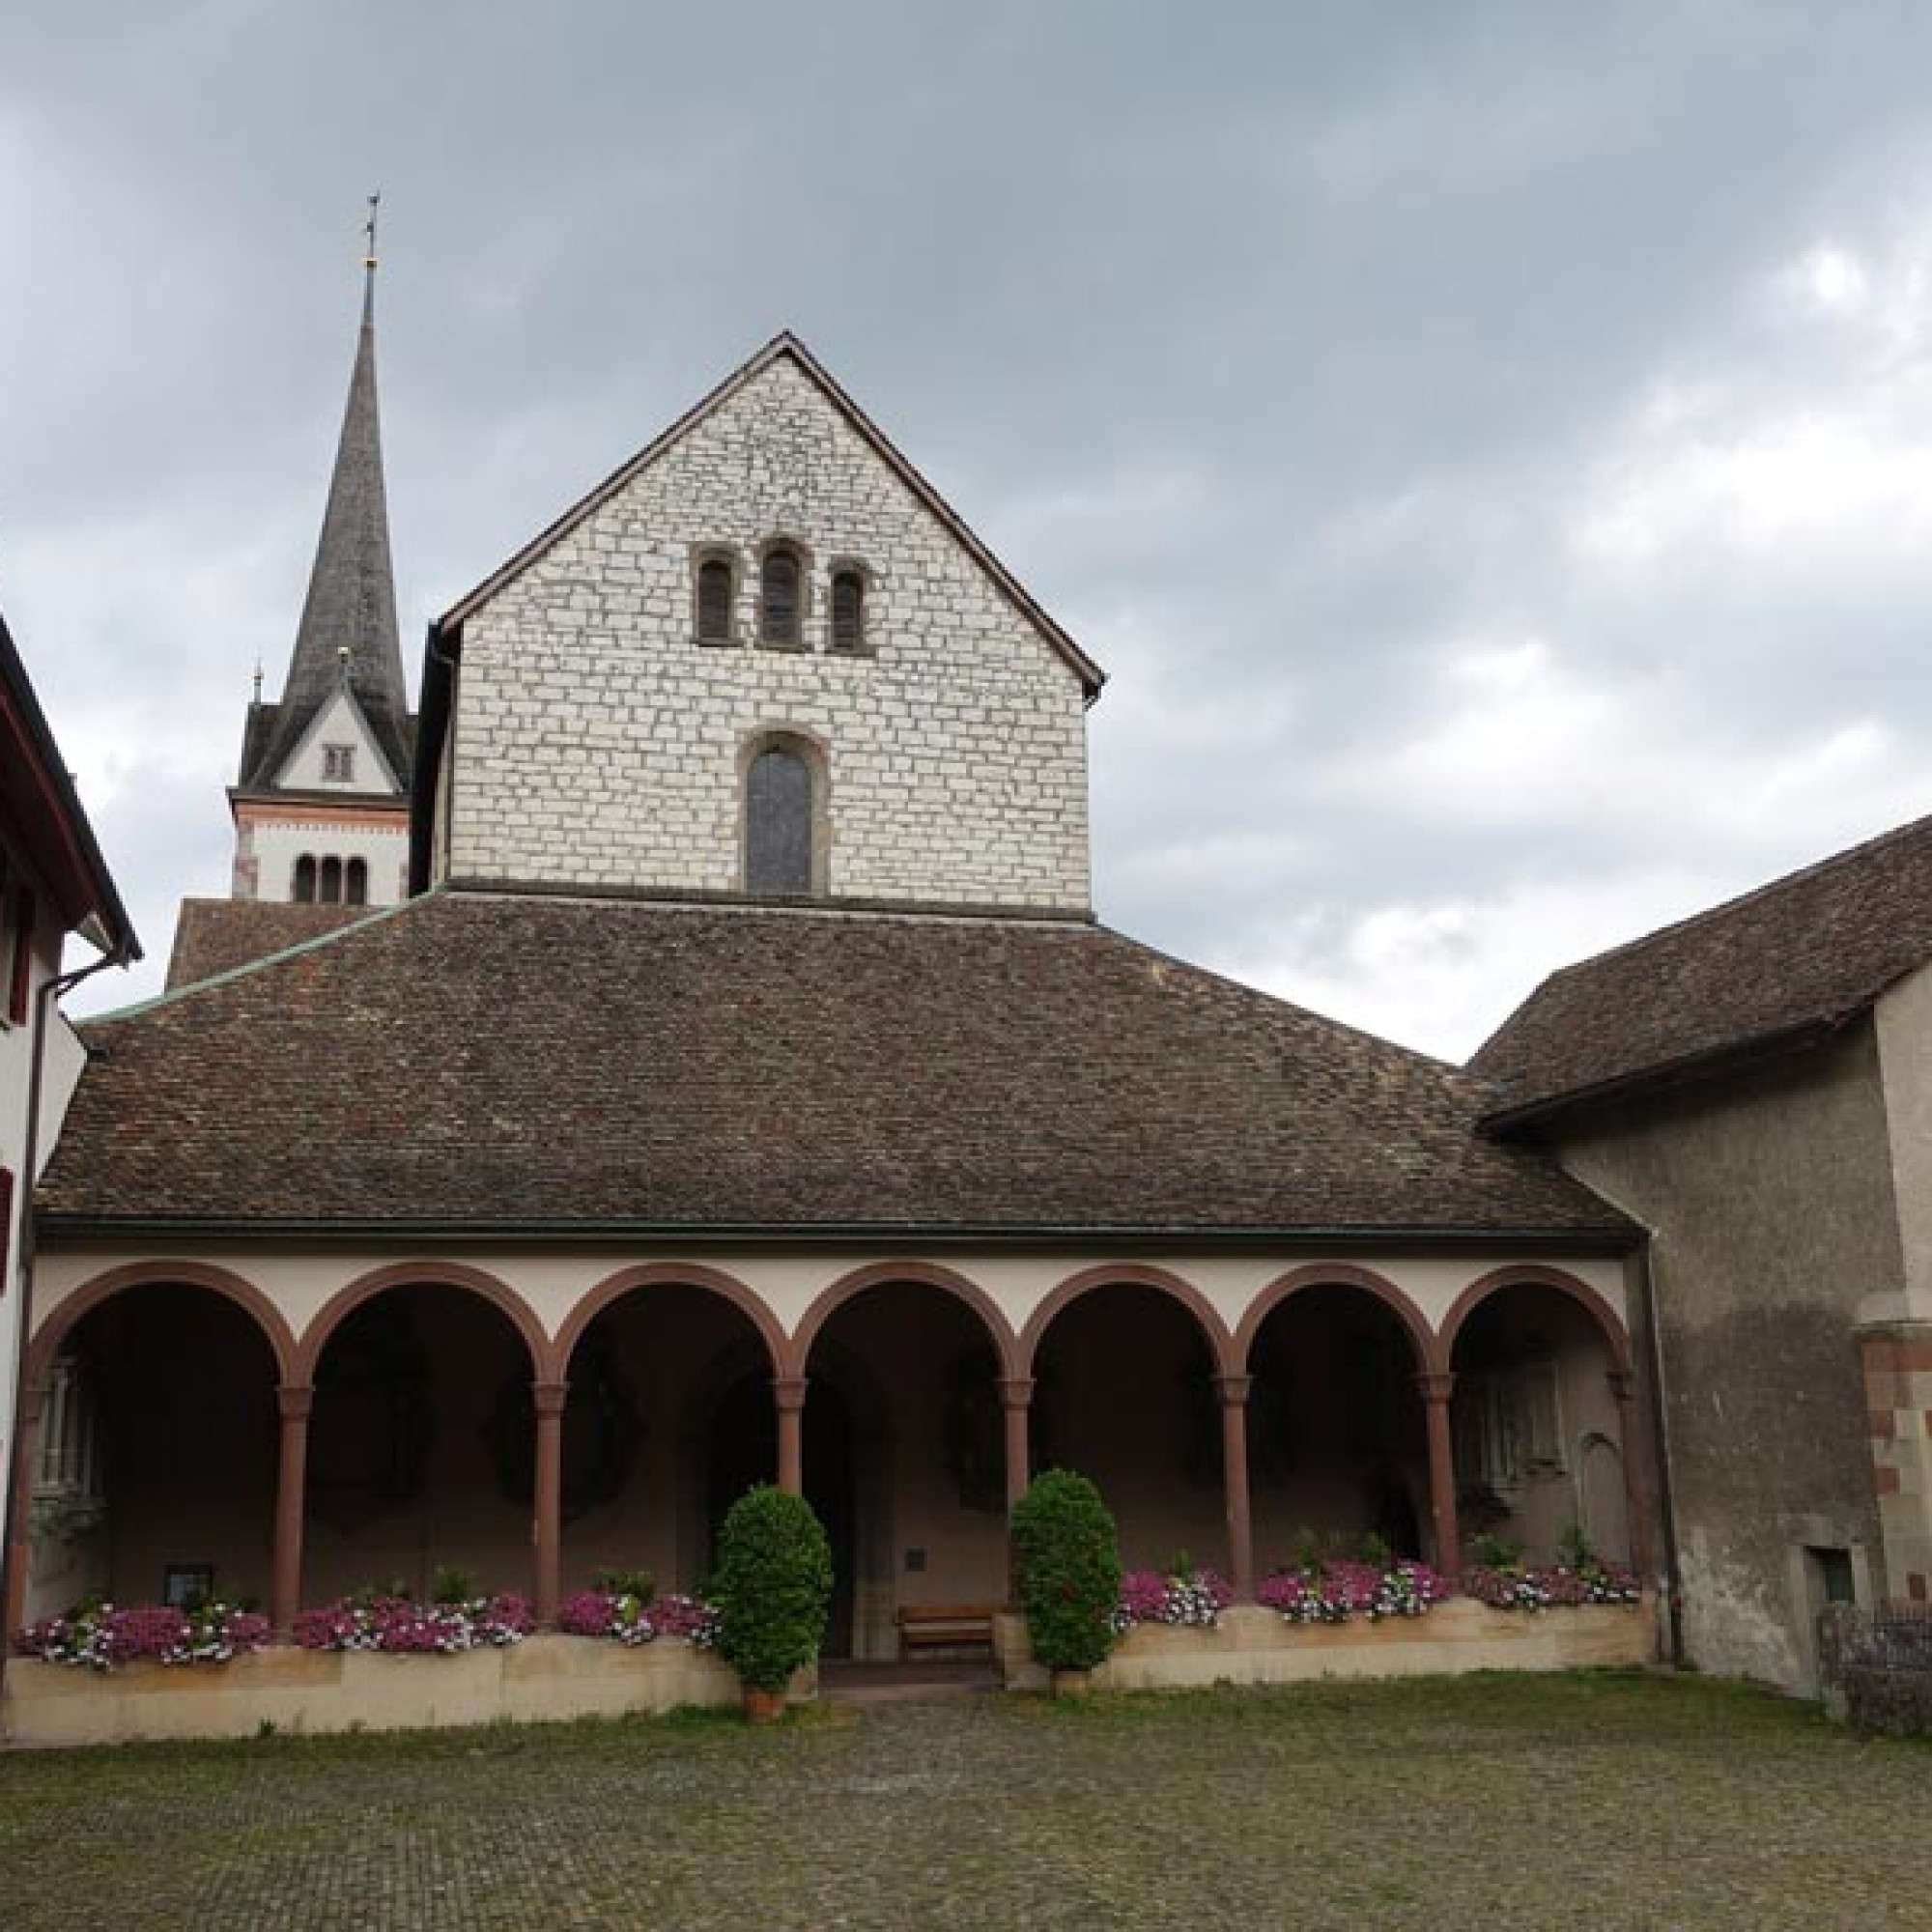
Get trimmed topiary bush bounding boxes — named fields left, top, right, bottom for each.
left=1011, top=1468, right=1122, bottom=1674
left=710, top=1485, right=834, bottom=1693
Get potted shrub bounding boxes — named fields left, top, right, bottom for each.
left=1011, top=1468, right=1122, bottom=1695
left=710, top=1485, right=833, bottom=1721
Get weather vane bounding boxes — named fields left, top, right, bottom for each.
left=363, top=190, right=381, bottom=270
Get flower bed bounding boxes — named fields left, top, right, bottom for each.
left=555, top=1589, right=719, bottom=1648
left=14, top=1601, right=271, bottom=1671
left=1257, top=1559, right=1451, bottom=1624
left=1462, top=1561, right=1641, bottom=1611
left=292, top=1592, right=533, bottom=1654
left=1110, top=1567, right=1233, bottom=1634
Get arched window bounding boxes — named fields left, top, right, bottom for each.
left=293, top=856, right=318, bottom=903
left=320, top=857, right=343, bottom=905
left=346, top=858, right=369, bottom=906
left=745, top=741, right=817, bottom=895
left=759, top=546, right=802, bottom=648
left=696, top=555, right=734, bottom=643
left=830, top=568, right=866, bottom=653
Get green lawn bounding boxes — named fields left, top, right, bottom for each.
left=1, top=1672, right=1924, bottom=1928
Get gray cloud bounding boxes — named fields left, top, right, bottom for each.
left=6, top=2, right=1932, bottom=1049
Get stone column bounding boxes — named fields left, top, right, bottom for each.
left=3, top=1384, right=46, bottom=1637
left=998, top=1378, right=1036, bottom=1606
left=1605, top=1368, right=1659, bottom=1585
left=1214, top=1376, right=1255, bottom=1599
left=270, top=1383, right=314, bottom=1634
left=531, top=1381, right=569, bottom=1625
left=1416, top=1373, right=1460, bottom=1578
left=773, top=1378, right=808, bottom=1495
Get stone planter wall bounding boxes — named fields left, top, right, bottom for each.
left=997, top=1597, right=1655, bottom=1693
left=3, top=1634, right=741, bottom=1747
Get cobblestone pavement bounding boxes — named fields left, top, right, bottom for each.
left=1, top=1672, right=1926, bottom=1928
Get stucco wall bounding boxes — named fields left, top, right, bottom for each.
left=442, top=356, right=1092, bottom=909
left=1554, top=1026, right=1899, bottom=1690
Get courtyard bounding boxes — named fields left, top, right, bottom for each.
left=0, top=1671, right=1924, bottom=1928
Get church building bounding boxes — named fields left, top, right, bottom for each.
left=11, top=286, right=1654, bottom=1678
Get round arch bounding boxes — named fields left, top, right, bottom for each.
left=1018, top=1263, right=1235, bottom=1378
left=295, top=1262, right=549, bottom=1382
left=1437, top=1264, right=1634, bottom=1378
left=27, top=1261, right=298, bottom=1387
left=555, top=1263, right=786, bottom=1382
left=1235, top=1264, right=1442, bottom=1379
left=790, top=1261, right=1021, bottom=1380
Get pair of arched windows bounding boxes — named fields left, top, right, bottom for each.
left=695, top=548, right=868, bottom=654
left=293, top=855, right=368, bottom=906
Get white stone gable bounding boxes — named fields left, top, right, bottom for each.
left=444, top=355, right=1093, bottom=910
left=274, top=684, right=403, bottom=796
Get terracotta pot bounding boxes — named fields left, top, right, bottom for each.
left=1049, top=1667, right=1093, bottom=1699
left=742, top=1684, right=787, bottom=1724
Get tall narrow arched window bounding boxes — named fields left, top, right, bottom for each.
left=745, top=741, right=817, bottom=895
left=346, top=858, right=369, bottom=906
left=293, top=856, right=318, bottom=903
left=759, top=546, right=802, bottom=648
left=320, top=857, right=344, bottom=905
left=830, top=568, right=866, bottom=653
left=696, top=555, right=734, bottom=642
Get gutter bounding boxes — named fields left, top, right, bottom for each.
left=1, top=938, right=137, bottom=1708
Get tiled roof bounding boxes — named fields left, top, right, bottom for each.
left=1470, top=811, right=1932, bottom=1125
left=43, top=891, right=1623, bottom=1238
left=166, top=897, right=383, bottom=990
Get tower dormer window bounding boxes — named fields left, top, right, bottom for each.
left=695, top=554, right=735, bottom=644
left=759, top=546, right=803, bottom=649
left=829, top=567, right=867, bottom=655
left=323, top=744, right=355, bottom=782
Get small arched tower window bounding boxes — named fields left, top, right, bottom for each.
left=320, top=857, right=344, bottom=905
left=346, top=858, right=369, bottom=906
left=745, top=740, right=819, bottom=895
left=696, top=555, right=734, bottom=643
left=759, top=546, right=803, bottom=648
left=293, top=855, right=318, bottom=903
left=830, top=568, right=866, bottom=654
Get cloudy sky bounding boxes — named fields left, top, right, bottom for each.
left=6, top=2, right=1932, bottom=1056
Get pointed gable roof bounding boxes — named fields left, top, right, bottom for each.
left=435, top=331, right=1105, bottom=697
left=245, top=269, right=411, bottom=790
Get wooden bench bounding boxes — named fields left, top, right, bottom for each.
left=896, top=1602, right=999, bottom=1659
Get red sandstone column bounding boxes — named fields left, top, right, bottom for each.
left=4, top=1385, right=47, bottom=1636
left=999, top=1378, right=1036, bottom=1606
left=531, top=1381, right=568, bottom=1624
left=270, top=1382, right=314, bottom=1634
left=1416, top=1373, right=1460, bottom=1578
left=1606, top=1369, right=1659, bottom=1585
left=1214, top=1376, right=1255, bottom=1599
left=773, top=1378, right=808, bottom=1494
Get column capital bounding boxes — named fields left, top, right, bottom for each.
left=1414, top=1371, right=1456, bottom=1405
left=531, top=1380, right=570, bottom=1417
left=276, top=1382, right=316, bottom=1422
left=1213, top=1375, right=1254, bottom=1406
left=997, top=1377, right=1037, bottom=1410
left=772, top=1376, right=809, bottom=1413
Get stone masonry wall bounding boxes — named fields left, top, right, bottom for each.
left=444, top=356, right=1092, bottom=909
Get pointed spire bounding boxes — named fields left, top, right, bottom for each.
left=245, top=198, right=409, bottom=788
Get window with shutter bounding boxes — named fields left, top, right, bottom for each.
left=830, top=569, right=866, bottom=653
left=696, top=555, right=734, bottom=642
left=759, top=547, right=802, bottom=647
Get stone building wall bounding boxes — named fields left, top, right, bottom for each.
left=1554, top=1025, right=1900, bottom=1691
left=441, top=355, right=1092, bottom=910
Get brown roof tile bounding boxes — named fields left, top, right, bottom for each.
left=166, top=897, right=383, bottom=990
left=1470, top=811, right=1932, bottom=1124
left=44, top=891, right=1625, bottom=1238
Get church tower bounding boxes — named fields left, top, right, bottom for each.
left=229, top=208, right=412, bottom=907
